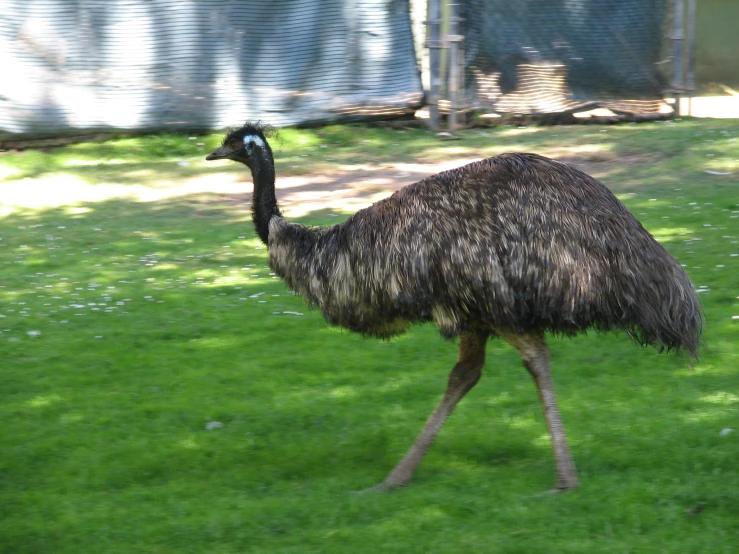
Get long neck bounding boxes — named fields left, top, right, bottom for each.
left=248, top=149, right=281, bottom=245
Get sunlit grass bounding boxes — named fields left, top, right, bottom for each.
left=1, top=119, right=738, bottom=553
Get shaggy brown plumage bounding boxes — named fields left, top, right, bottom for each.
left=269, top=154, right=700, bottom=352
left=206, top=122, right=702, bottom=492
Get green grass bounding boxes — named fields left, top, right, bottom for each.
left=1, top=119, right=738, bottom=553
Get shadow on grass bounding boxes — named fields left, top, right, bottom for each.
left=1, top=189, right=738, bottom=553
left=2, top=193, right=735, bottom=437
left=4, top=118, right=737, bottom=195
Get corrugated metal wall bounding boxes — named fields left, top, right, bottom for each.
left=0, top=0, right=423, bottom=139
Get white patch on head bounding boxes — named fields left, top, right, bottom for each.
left=243, top=134, right=266, bottom=149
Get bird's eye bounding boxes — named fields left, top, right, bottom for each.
left=230, top=141, right=239, bottom=150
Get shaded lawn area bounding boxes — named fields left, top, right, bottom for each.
left=1, top=120, right=738, bottom=553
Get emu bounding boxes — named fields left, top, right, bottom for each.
left=205, top=122, right=701, bottom=492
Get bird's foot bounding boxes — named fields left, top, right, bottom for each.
left=534, top=488, right=568, bottom=497
left=532, top=481, right=579, bottom=497
left=352, top=481, right=406, bottom=494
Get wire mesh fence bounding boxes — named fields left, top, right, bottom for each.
left=458, top=0, right=672, bottom=118
left=0, top=0, right=423, bottom=140
left=1, top=0, right=680, bottom=141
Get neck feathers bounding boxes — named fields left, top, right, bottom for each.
left=248, top=145, right=281, bottom=245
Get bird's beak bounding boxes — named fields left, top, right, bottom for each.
left=205, top=146, right=227, bottom=161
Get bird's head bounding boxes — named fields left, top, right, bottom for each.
left=205, top=122, right=275, bottom=168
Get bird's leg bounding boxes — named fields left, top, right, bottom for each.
left=502, top=332, right=579, bottom=492
left=361, top=332, right=487, bottom=493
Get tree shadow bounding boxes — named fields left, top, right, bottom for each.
left=1, top=190, right=735, bottom=490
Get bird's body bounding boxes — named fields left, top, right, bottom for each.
left=269, top=153, right=699, bottom=353
left=206, top=123, right=701, bottom=492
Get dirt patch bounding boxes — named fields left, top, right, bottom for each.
left=0, top=150, right=660, bottom=216
left=274, top=159, right=479, bottom=216
left=559, top=152, right=664, bottom=182
left=271, top=152, right=661, bottom=216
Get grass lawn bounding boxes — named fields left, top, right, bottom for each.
left=1, top=119, right=738, bottom=553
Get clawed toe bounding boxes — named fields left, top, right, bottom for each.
left=531, top=482, right=579, bottom=497
left=352, top=481, right=406, bottom=494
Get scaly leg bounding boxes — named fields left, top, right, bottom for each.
left=502, top=332, right=579, bottom=491
left=362, top=332, right=488, bottom=492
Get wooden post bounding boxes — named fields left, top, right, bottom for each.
left=425, top=0, right=441, bottom=130
left=672, top=0, right=685, bottom=115
left=685, top=0, right=696, bottom=116
left=456, top=9, right=465, bottom=128
left=448, top=2, right=459, bottom=131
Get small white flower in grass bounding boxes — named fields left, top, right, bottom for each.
left=27, top=330, right=41, bottom=337
left=249, top=292, right=265, bottom=298
left=205, top=421, right=224, bottom=431
left=720, top=428, right=734, bottom=436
